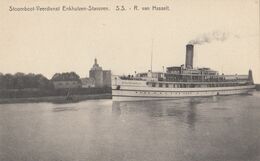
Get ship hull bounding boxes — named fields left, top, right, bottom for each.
left=112, top=84, right=255, bottom=102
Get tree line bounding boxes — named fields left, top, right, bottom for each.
left=0, top=72, right=80, bottom=90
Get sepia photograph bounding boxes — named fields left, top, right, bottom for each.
left=0, top=0, right=259, bottom=161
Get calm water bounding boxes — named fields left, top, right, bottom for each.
left=0, top=93, right=260, bottom=161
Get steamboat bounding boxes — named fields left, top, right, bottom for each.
left=112, top=44, right=255, bottom=101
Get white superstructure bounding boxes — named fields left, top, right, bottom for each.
left=112, top=75, right=255, bottom=101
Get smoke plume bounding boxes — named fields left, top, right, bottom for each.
left=188, top=31, right=240, bottom=45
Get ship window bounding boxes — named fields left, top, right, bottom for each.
left=159, top=83, right=163, bottom=87
left=165, top=84, right=169, bottom=88
left=152, top=83, right=156, bottom=87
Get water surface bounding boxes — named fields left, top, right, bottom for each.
left=0, top=93, right=260, bottom=161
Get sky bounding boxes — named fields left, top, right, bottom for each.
left=0, top=0, right=259, bottom=82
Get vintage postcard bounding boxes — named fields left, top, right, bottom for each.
left=0, top=0, right=259, bottom=161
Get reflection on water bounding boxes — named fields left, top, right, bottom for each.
left=0, top=94, right=260, bottom=161
left=52, top=106, right=78, bottom=112
left=112, top=98, right=201, bottom=129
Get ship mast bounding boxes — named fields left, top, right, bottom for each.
left=151, top=39, right=154, bottom=72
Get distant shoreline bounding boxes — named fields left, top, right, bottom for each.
left=0, top=93, right=112, bottom=104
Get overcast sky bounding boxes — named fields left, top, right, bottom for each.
left=0, top=0, right=259, bottom=82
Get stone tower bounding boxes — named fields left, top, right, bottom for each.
left=89, top=58, right=103, bottom=87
